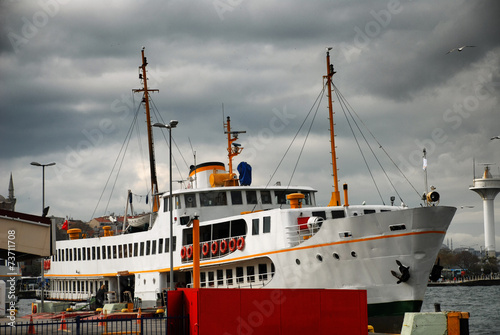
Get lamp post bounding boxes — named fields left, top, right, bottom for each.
left=30, top=161, right=55, bottom=311
left=153, top=120, right=178, bottom=290
left=30, top=162, right=56, bottom=215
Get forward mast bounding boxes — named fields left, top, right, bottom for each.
left=133, top=48, right=160, bottom=212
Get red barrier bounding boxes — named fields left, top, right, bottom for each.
left=169, top=288, right=367, bottom=335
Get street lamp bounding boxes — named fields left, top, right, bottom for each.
left=30, top=162, right=56, bottom=216
left=153, top=120, right=178, bottom=290
left=30, top=161, right=55, bottom=311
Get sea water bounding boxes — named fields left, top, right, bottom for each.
left=9, top=287, right=500, bottom=334
left=422, top=285, right=500, bottom=335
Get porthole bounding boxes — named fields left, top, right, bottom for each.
left=333, top=253, right=340, bottom=260
left=351, top=251, right=357, bottom=258
left=153, top=278, right=156, bottom=284
left=296, top=259, right=301, bottom=265
left=316, top=254, right=323, bottom=262
left=144, top=279, right=146, bottom=285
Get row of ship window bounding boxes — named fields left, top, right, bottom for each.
left=198, top=263, right=275, bottom=288
left=53, top=238, right=177, bottom=262
left=165, top=190, right=313, bottom=210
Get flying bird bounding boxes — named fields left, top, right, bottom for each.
left=491, top=135, right=500, bottom=140
left=446, top=45, right=476, bottom=54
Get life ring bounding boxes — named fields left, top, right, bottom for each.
left=211, top=241, right=218, bottom=255
left=186, top=246, right=193, bottom=259
left=237, top=237, right=245, bottom=250
left=180, top=247, right=187, bottom=259
left=32, top=303, right=37, bottom=314
left=219, top=240, right=228, bottom=254
left=229, top=238, right=237, bottom=252
left=202, top=243, right=209, bottom=256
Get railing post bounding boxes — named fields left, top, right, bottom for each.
left=75, top=315, right=80, bottom=335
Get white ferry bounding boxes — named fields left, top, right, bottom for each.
left=44, top=48, right=456, bottom=329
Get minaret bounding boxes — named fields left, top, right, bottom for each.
left=470, top=164, right=500, bottom=258
left=8, top=173, right=16, bottom=211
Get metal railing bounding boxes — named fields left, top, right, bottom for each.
left=1, top=314, right=188, bottom=335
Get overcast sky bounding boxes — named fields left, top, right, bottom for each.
left=1, top=0, right=499, bottom=251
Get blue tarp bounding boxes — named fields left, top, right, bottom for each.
left=237, top=162, right=252, bottom=186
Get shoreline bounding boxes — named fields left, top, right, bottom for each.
left=428, top=278, right=500, bottom=287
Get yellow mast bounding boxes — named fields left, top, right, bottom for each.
left=133, top=48, right=160, bottom=212
left=325, top=49, right=341, bottom=206
left=224, top=116, right=245, bottom=186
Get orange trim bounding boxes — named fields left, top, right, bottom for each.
left=44, top=230, right=446, bottom=278
left=189, top=165, right=225, bottom=177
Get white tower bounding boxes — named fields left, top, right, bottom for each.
left=470, top=164, right=500, bottom=258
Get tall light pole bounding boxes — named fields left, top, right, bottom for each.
left=30, top=161, right=55, bottom=310
left=31, top=161, right=56, bottom=215
left=153, top=120, right=178, bottom=290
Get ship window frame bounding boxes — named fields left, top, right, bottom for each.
left=252, top=218, right=259, bottom=235
left=96, top=247, right=101, bottom=260
left=81, top=248, right=86, bottom=261
left=208, top=271, right=215, bottom=287
left=87, top=248, right=91, bottom=260
left=217, top=269, right=224, bottom=286
left=247, top=266, right=255, bottom=282
left=226, top=269, right=233, bottom=285
left=363, top=209, right=376, bottom=215
left=236, top=267, right=244, bottom=283
left=77, top=248, right=81, bottom=261
left=231, top=190, right=243, bottom=205
left=134, top=243, right=138, bottom=257
left=107, top=246, right=112, bottom=259
left=102, top=246, right=106, bottom=259
left=200, top=191, right=227, bottom=207
left=184, top=194, right=197, bottom=208
left=158, top=239, right=163, bottom=254
left=146, top=241, right=151, bottom=256
left=113, top=245, right=117, bottom=259
left=260, top=190, right=272, bottom=204
left=200, top=272, right=206, bottom=288
left=331, top=210, right=345, bottom=219
left=258, top=263, right=268, bottom=281
left=246, top=190, right=257, bottom=204
left=140, top=242, right=145, bottom=256
left=152, top=240, right=157, bottom=255
left=118, top=245, right=123, bottom=258
left=123, top=244, right=128, bottom=258
left=263, top=216, right=271, bottom=233
left=129, top=244, right=133, bottom=257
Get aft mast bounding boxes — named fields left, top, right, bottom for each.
left=224, top=116, right=245, bottom=186
left=133, top=48, right=160, bottom=212
left=325, top=48, right=341, bottom=206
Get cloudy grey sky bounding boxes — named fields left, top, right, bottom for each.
left=1, top=0, right=499, bottom=250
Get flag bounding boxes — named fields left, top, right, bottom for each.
left=423, top=158, right=427, bottom=170
left=62, top=219, right=68, bottom=230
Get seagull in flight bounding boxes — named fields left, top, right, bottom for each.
left=446, top=45, right=476, bottom=54
left=491, top=135, right=500, bottom=140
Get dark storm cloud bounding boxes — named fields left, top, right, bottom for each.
left=0, top=0, right=499, bottom=248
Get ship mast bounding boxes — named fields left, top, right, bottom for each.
left=325, top=48, right=341, bottom=206
left=133, top=48, right=160, bottom=212
left=224, top=116, right=245, bottom=186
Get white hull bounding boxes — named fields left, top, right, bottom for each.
left=45, top=201, right=455, bottom=318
